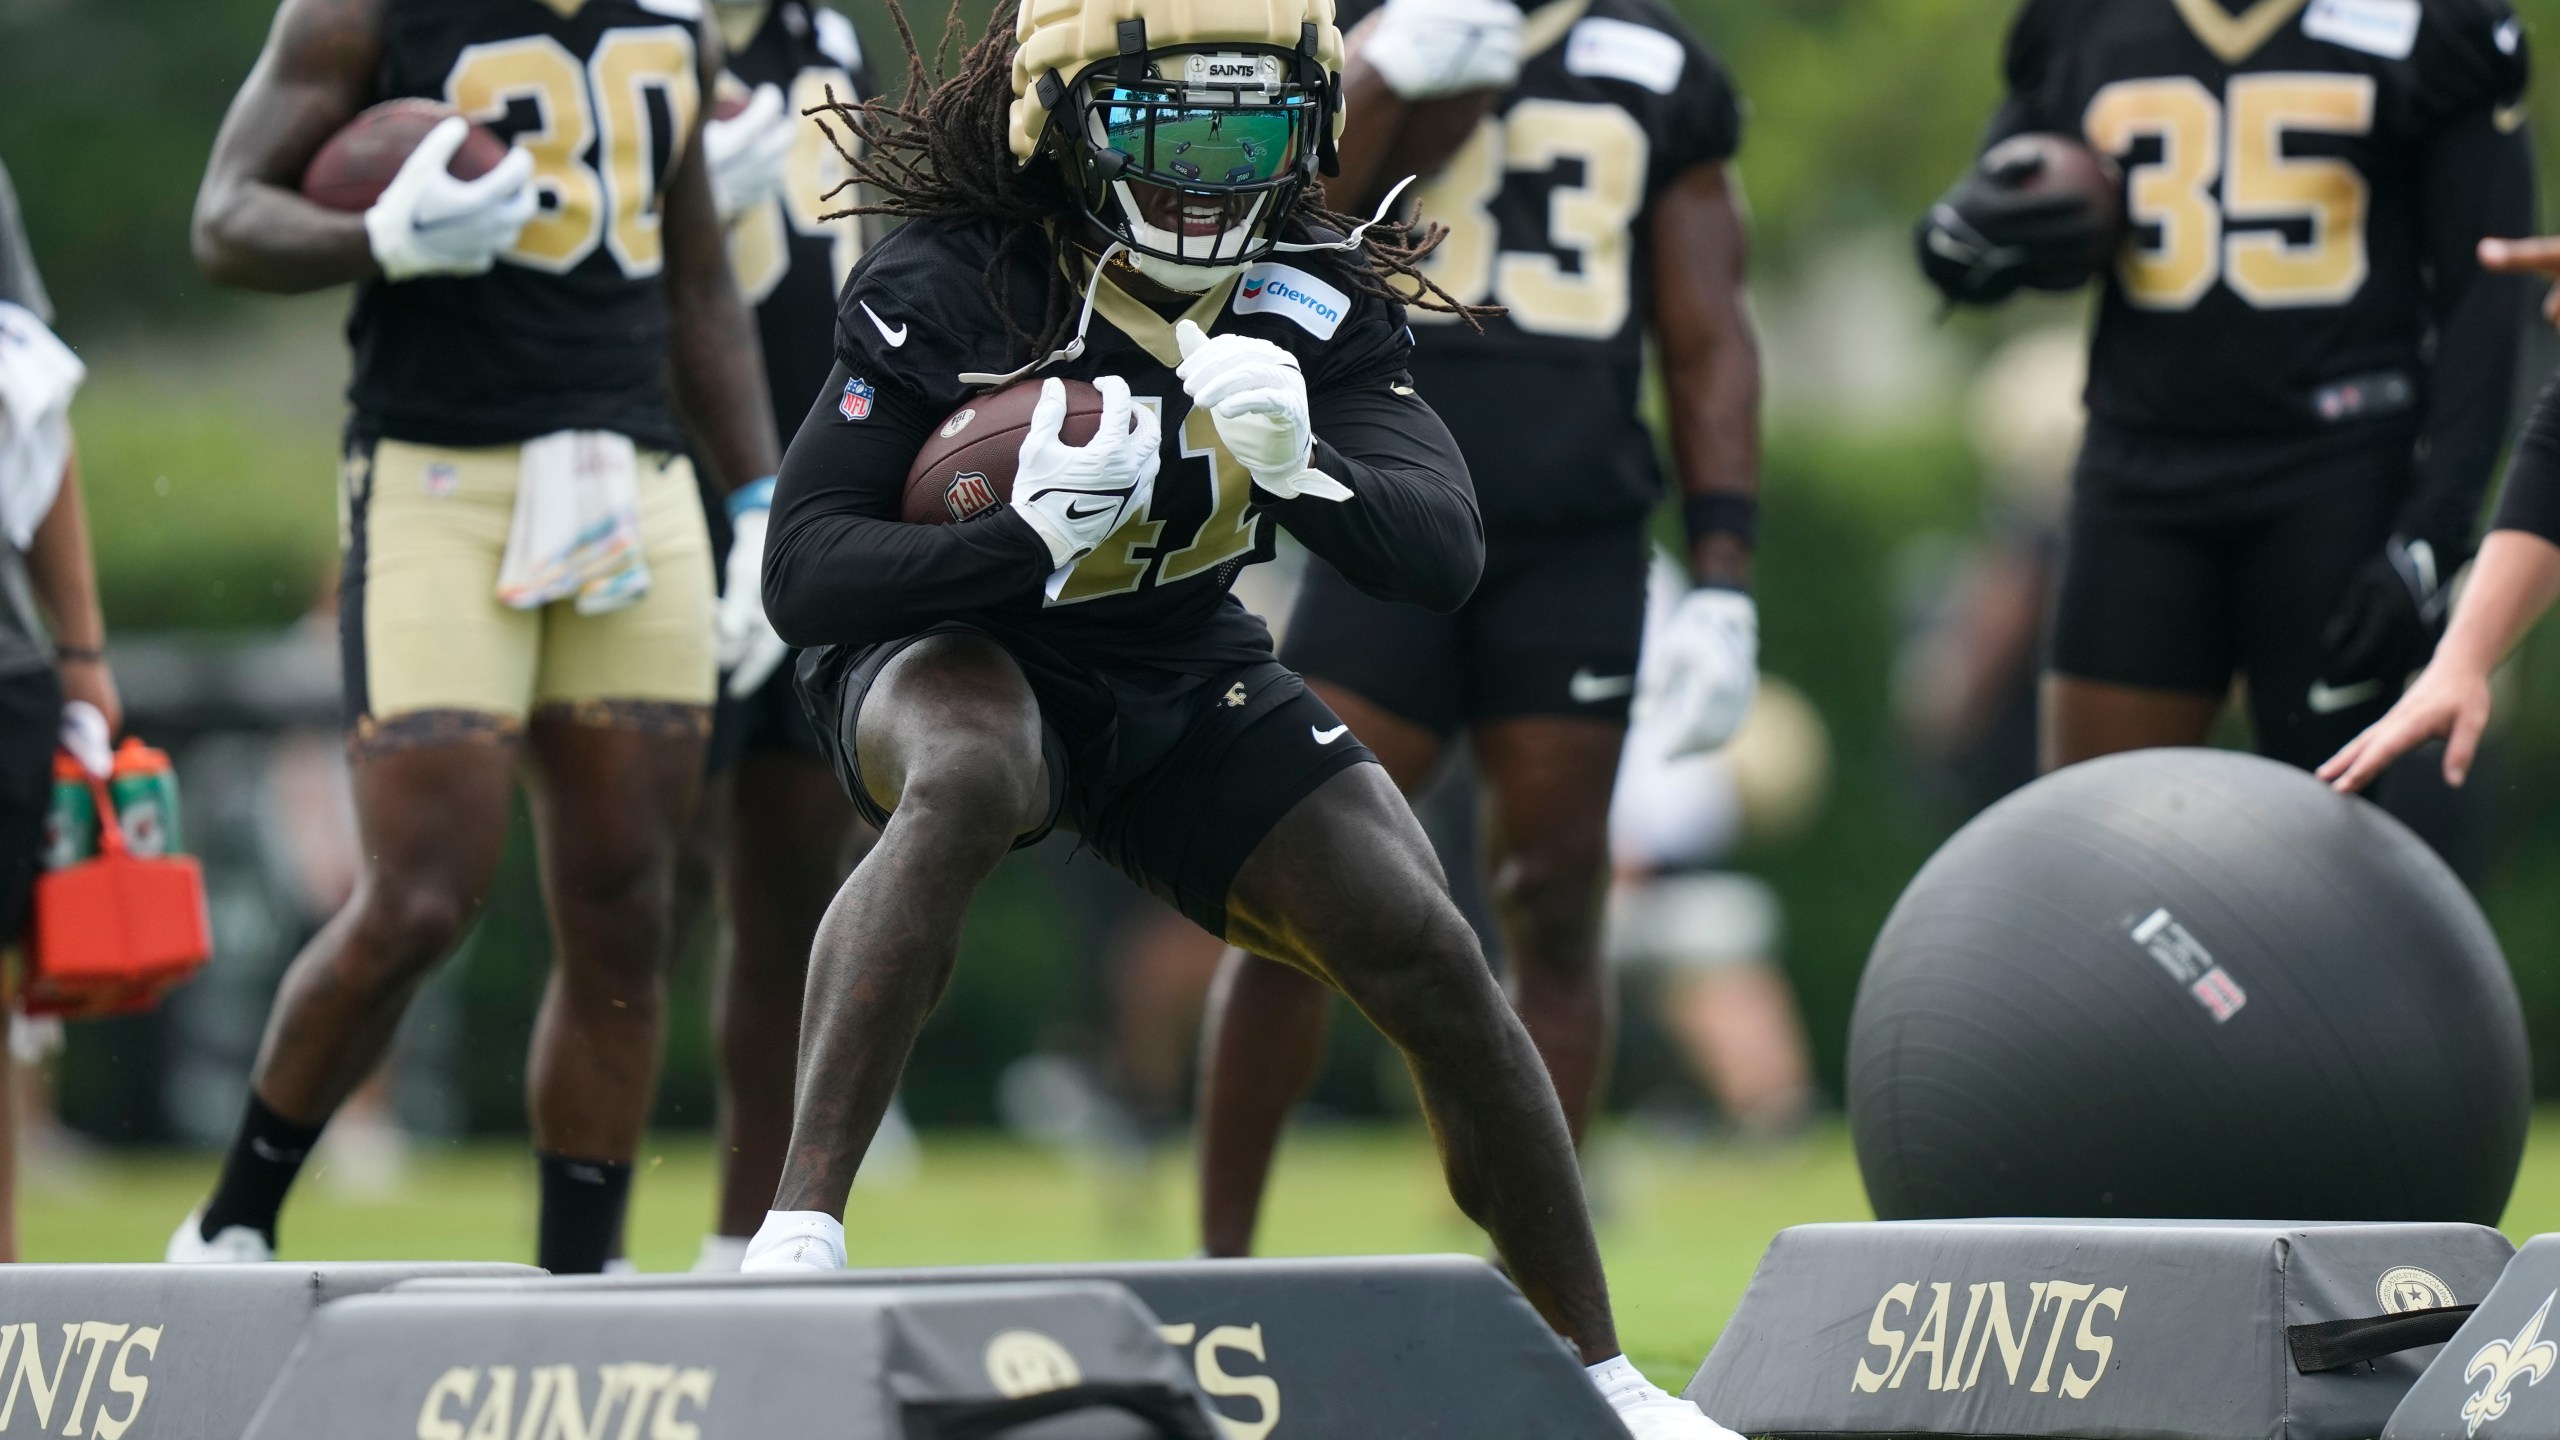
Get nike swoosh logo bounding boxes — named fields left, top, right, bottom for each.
left=1311, top=724, right=1349, bottom=745
left=2307, top=678, right=2384, bottom=715
left=862, top=301, right=907, bottom=347
left=1064, top=500, right=1118, bottom=520
left=1568, top=669, right=1635, bottom=703
left=247, top=1137, right=307, bottom=1164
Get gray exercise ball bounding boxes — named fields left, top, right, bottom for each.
left=1849, top=748, right=2528, bottom=1224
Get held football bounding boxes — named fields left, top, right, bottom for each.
left=301, top=99, right=510, bottom=212
left=1981, top=131, right=2128, bottom=286
left=901, top=380, right=1108, bottom=525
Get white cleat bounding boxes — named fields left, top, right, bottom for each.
left=692, top=1234, right=750, bottom=1273
left=740, top=1210, right=846, bottom=1273
left=164, top=1209, right=273, bottom=1264
left=1590, top=1356, right=1748, bottom=1440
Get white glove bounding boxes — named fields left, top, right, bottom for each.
left=1636, top=588, right=1759, bottom=758
left=705, top=84, right=797, bottom=224
left=1173, top=319, right=1351, bottom=503
left=363, top=116, right=537, bottom=281
left=1010, top=375, right=1161, bottom=569
left=716, top=478, right=791, bottom=700
left=1362, top=0, right=1525, bottom=101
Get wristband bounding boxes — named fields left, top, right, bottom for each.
left=54, top=645, right=104, bottom=664
left=1682, top=492, right=1758, bottom=549
left=726, top=476, right=777, bottom=520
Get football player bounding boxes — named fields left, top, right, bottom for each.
left=1191, top=0, right=1763, bottom=1257
left=686, top=0, right=883, bottom=1273
left=743, top=1, right=1738, bottom=1430
left=1919, top=0, right=2534, bottom=776
left=2324, top=235, right=2560, bottom=792
left=172, top=0, right=779, bottom=1272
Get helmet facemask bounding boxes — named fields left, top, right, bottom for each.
left=1045, top=27, right=1337, bottom=289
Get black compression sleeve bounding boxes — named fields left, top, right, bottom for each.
left=1269, top=379, right=1484, bottom=614
left=2405, top=111, right=2536, bottom=555
left=762, top=362, right=1056, bottom=648
left=2492, top=374, right=2560, bottom=546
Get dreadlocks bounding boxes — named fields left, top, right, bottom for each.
left=807, top=0, right=1486, bottom=370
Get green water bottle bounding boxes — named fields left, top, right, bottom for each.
left=43, top=751, right=95, bottom=871
left=107, top=739, right=181, bottom=859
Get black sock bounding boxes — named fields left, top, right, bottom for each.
left=536, top=1153, right=633, bottom=1274
left=199, top=1093, right=325, bottom=1246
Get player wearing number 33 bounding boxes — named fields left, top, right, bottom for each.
left=1192, top=0, right=1761, bottom=1285
left=169, top=0, right=781, bottom=1273
left=1921, top=0, right=2533, bottom=784
left=741, top=0, right=1740, bottom=1430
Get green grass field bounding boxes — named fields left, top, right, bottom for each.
left=31, top=1116, right=2560, bottom=1388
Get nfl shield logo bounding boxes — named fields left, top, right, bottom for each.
left=943, top=470, right=997, bottom=521
left=838, top=376, right=876, bottom=421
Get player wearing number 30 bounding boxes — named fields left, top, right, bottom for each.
left=743, top=0, right=1740, bottom=1430
left=1922, top=0, right=2534, bottom=778
left=171, top=0, right=780, bottom=1272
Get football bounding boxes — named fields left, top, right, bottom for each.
left=1981, top=131, right=2127, bottom=282
left=301, top=99, right=509, bottom=212
left=901, top=379, right=1108, bottom=525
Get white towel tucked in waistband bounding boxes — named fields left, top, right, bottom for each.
left=497, top=429, right=651, bottom=614
left=0, top=301, right=82, bottom=553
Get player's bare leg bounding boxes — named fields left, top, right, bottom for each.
left=1222, top=763, right=1617, bottom=1361
left=1472, top=715, right=1627, bottom=1138
left=250, top=738, right=516, bottom=1118
left=175, top=733, right=515, bottom=1258
left=1196, top=683, right=1438, bottom=1256
left=522, top=711, right=702, bottom=1156
left=2040, top=675, right=2222, bottom=771
left=768, top=635, right=1052, bottom=1226
left=715, top=748, right=865, bottom=1238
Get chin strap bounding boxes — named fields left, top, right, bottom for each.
left=957, top=241, right=1123, bottom=389
left=1270, top=174, right=1419, bottom=255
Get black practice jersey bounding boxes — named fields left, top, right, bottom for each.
left=721, top=0, right=876, bottom=442
left=764, top=219, right=1483, bottom=683
left=349, top=0, right=707, bottom=450
left=1363, top=0, right=1741, bottom=531
left=1995, top=0, right=2529, bottom=457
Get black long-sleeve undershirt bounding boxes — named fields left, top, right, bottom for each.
left=2403, top=111, right=2536, bottom=555
left=763, top=363, right=1482, bottom=653
left=2492, top=372, right=2560, bottom=545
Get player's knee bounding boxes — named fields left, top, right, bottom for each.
left=887, top=738, right=1046, bottom=848
left=1339, top=899, right=1497, bottom=1042
left=1486, top=834, right=1611, bottom=974
left=350, top=874, right=481, bottom=979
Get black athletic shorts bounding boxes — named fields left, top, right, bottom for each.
left=797, top=625, right=1376, bottom=936
left=2050, top=424, right=2413, bottom=769
left=0, top=667, right=59, bottom=950
left=1281, top=521, right=1649, bottom=735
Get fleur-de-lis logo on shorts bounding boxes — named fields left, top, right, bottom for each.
left=2464, top=1291, right=2560, bottom=1436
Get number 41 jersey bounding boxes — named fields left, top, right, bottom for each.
left=1995, top=0, right=2529, bottom=446
left=1359, top=0, right=1741, bottom=532
left=350, top=0, right=707, bottom=452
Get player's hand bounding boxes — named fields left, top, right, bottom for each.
left=2481, top=235, right=2560, bottom=331
left=1173, top=319, right=1350, bottom=503
left=1011, top=375, right=1161, bottom=568
left=364, top=117, right=538, bottom=281
left=1916, top=140, right=2110, bottom=306
left=1637, top=587, right=1759, bottom=757
left=1363, top=0, right=1524, bottom=100
left=2318, top=655, right=2493, bottom=793
left=706, top=85, right=798, bottom=225
left=716, top=478, right=791, bottom=700
left=2316, top=534, right=2448, bottom=698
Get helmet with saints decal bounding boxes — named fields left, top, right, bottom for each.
left=1009, top=0, right=1345, bottom=278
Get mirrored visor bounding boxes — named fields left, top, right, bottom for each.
left=1096, top=88, right=1310, bottom=187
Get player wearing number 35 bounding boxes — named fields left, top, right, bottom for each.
left=743, top=0, right=1738, bottom=1430
left=1920, top=0, right=2532, bottom=786
left=172, top=0, right=780, bottom=1272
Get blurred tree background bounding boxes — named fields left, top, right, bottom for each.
left=7, top=0, right=2560, bottom=1139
